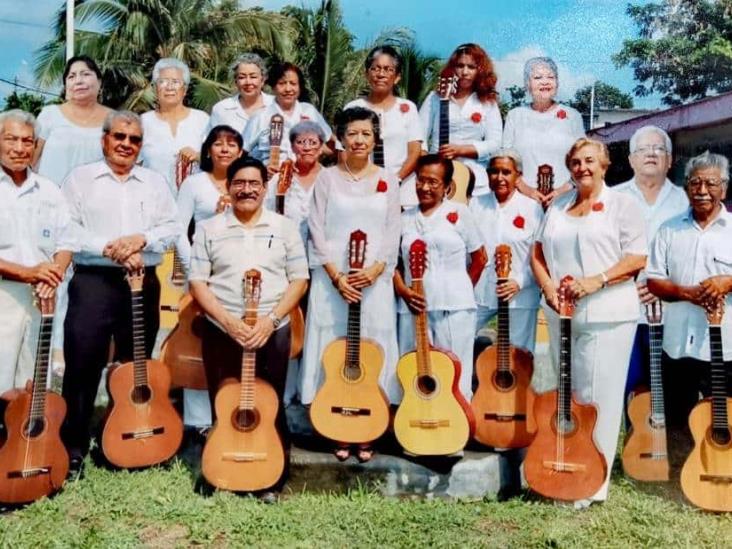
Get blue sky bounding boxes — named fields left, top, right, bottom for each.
left=0, top=0, right=660, bottom=107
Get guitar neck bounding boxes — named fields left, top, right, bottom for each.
left=171, top=249, right=185, bottom=285
left=345, top=275, right=362, bottom=369
left=496, top=278, right=511, bottom=374
left=709, top=325, right=729, bottom=433
left=239, top=305, right=258, bottom=411
left=373, top=116, right=385, bottom=167
left=131, top=288, right=149, bottom=388
left=412, top=279, right=431, bottom=377
left=269, top=146, right=281, bottom=169
left=558, top=316, right=572, bottom=423
left=28, top=313, right=54, bottom=423
left=438, top=98, right=450, bottom=148
left=648, top=322, right=666, bottom=422
left=275, top=194, right=285, bottom=216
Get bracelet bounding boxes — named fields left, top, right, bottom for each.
left=332, top=272, right=345, bottom=288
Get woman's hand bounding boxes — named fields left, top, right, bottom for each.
left=267, top=163, right=280, bottom=179
left=569, top=275, right=603, bottom=301
left=398, top=286, right=427, bottom=315
left=348, top=263, right=384, bottom=290
left=496, top=279, right=521, bottom=302
left=438, top=143, right=472, bottom=160
left=543, top=283, right=560, bottom=313
left=179, top=146, right=199, bottom=164
left=636, top=281, right=657, bottom=305
left=516, top=176, right=545, bottom=204
left=335, top=274, right=362, bottom=304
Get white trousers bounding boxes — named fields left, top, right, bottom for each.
left=475, top=306, right=538, bottom=354
left=0, top=281, right=39, bottom=394
left=543, top=306, right=636, bottom=501
left=397, top=309, right=476, bottom=400
left=183, top=388, right=212, bottom=427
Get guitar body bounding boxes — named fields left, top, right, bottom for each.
left=524, top=390, right=607, bottom=501
left=622, top=391, right=670, bottom=481
left=446, top=160, right=475, bottom=205
left=0, top=389, right=68, bottom=504
left=157, top=250, right=185, bottom=330
left=680, top=398, right=732, bottom=512
left=310, top=337, right=389, bottom=444
left=472, top=345, right=536, bottom=448
left=289, top=306, right=305, bottom=359
left=202, top=378, right=285, bottom=491
left=394, top=347, right=473, bottom=455
left=102, top=359, right=183, bottom=468
left=160, top=294, right=207, bottom=390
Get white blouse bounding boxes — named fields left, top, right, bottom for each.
left=208, top=92, right=274, bottom=135
left=470, top=191, right=544, bottom=310
left=176, top=171, right=224, bottom=268
left=264, top=170, right=318, bottom=248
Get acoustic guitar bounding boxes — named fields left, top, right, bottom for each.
left=275, top=159, right=305, bottom=360
left=310, top=230, right=390, bottom=444
left=268, top=114, right=285, bottom=173
left=159, top=294, right=207, bottom=390
left=202, top=269, right=286, bottom=492
left=537, top=164, right=554, bottom=210
left=622, top=301, right=669, bottom=481
left=102, top=269, right=183, bottom=468
left=471, top=244, right=536, bottom=448
left=437, top=75, right=475, bottom=204
left=0, top=292, right=69, bottom=504
left=372, top=114, right=385, bottom=168
left=524, top=276, right=607, bottom=501
left=394, top=240, right=474, bottom=456
left=680, top=297, right=732, bottom=512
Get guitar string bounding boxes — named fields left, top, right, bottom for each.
left=23, top=314, right=52, bottom=475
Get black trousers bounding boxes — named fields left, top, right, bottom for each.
left=61, top=266, right=160, bottom=457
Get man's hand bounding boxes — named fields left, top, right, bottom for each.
left=699, top=275, right=732, bottom=303
left=636, top=281, right=657, bottom=305
left=21, top=262, right=64, bottom=286
left=241, top=316, right=275, bottom=350
left=104, top=234, right=146, bottom=263
left=497, top=279, right=521, bottom=302
left=122, top=252, right=144, bottom=272
left=223, top=314, right=252, bottom=348
left=34, top=281, right=58, bottom=300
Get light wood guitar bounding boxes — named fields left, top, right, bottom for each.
left=0, top=292, right=69, bottom=504
left=437, top=75, right=475, bottom=204
left=622, top=301, right=669, bottom=481
left=202, top=269, right=285, bottom=491
left=268, top=114, right=285, bottom=173
left=310, top=230, right=390, bottom=444
left=471, top=244, right=536, bottom=448
left=159, top=294, right=207, bottom=390
left=394, top=240, right=474, bottom=455
left=680, top=297, right=732, bottom=512
left=524, top=276, right=607, bottom=501
left=537, top=164, right=554, bottom=211
left=102, top=269, right=183, bottom=468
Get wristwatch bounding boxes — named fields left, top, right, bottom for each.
left=600, top=272, right=609, bottom=288
left=267, top=311, right=281, bottom=329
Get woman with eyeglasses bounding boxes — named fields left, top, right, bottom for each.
left=344, top=45, right=423, bottom=207
left=141, top=58, right=210, bottom=195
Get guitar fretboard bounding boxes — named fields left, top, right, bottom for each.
left=373, top=115, right=385, bottom=168
left=558, top=317, right=572, bottom=424
left=496, top=278, right=511, bottom=374
left=412, top=279, right=432, bottom=377
left=438, top=98, right=450, bottom=148
left=131, top=289, right=149, bottom=388
left=29, top=314, right=54, bottom=422
left=709, top=325, right=729, bottom=433
left=345, top=283, right=362, bottom=369
left=648, top=321, right=666, bottom=423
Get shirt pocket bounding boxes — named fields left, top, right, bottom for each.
left=0, top=209, right=15, bottom=248
left=713, top=252, right=732, bottom=274
left=36, top=201, right=59, bottom=255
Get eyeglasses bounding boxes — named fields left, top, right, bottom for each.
left=155, top=78, right=185, bottom=89
left=229, top=179, right=264, bottom=191
left=687, top=177, right=724, bottom=191
left=368, top=66, right=397, bottom=75
left=294, top=138, right=321, bottom=148
left=108, top=132, right=143, bottom=146
left=416, top=177, right=445, bottom=189
left=634, top=145, right=668, bottom=155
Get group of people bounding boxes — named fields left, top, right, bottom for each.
left=0, top=42, right=730, bottom=507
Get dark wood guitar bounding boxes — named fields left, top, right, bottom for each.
left=0, top=293, right=69, bottom=504
left=159, top=294, right=207, bottom=390
left=622, top=301, right=669, bottom=481
left=310, top=230, right=390, bottom=444
left=102, top=269, right=183, bottom=468
left=524, top=276, right=607, bottom=501
left=537, top=164, right=554, bottom=210
left=471, top=244, right=536, bottom=448
left=394, top=240, right=474, bottom=455
left=202, top=269, right=286, bottom=491
left=680, top=297, right=732, bottom=512
left=373, top=114, right=384, bottom=168
left=437, top=75, right=475, bottom=204
left=268, top=114, right=285, bottom=173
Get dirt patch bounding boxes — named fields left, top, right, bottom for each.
left=139, top=524, right=189, bottom=548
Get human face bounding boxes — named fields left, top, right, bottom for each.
left=234, top=63, right=265, bottom=100
left=292, top=132, right=322, bottom=167
left=341, top=119, right=375, bottom=160
left=102, top=119, right=143, bottom=173
left=0, top=120, right=35, bottom=177
left=155, top=67, right=186, bottom=109
left=415, top=163, right=448, bottom=211
left=454, top=54, right=478, bottom=92
left=527, top=63, right=557, bottom=104
left=686, top=167, right=727, bottom=219
left=366, top=54, right=400, bottom=95
left=228, top=166, right=266, bottom=215
left=629, top=131, right=671, bottom=179
left=64, top=61, right=101, bottom=103
left=209, top=133, right=242, bottom=171
left=568, top=144, right=607, bottom=190
left=488, top=157, right=520, bottom=203
left=275, top=70, right=300, bottom=110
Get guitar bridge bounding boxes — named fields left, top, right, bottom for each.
left=160, top=305, right=180, bottom=312
left=222, top=452, right=267, bottom=462
left=639, top=452, right=667, bottom=459
left=542, top=460, right=587, bottom=472
left=409, top=419, right=450, bottom=429
left=484, top=413, right=526, bottom=422
left=331, top=406, right=371, bottom=417
left=8, top=466, right=51, bottom=479
left=122, top=426, right=165, bottom=440
left=699, top=474, right=732, bottom=483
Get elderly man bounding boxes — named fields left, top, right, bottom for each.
left=61, top=110, right=180, bottom=473
left=614, top=126, right=688, bottom=407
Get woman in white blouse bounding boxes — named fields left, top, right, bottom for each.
left=503, top=57, right=585, bottom=205
left=141, top=58, right=210, bottom=195
left=301, top=107, right=401, bottom=462
left=419, top=43, right=502, bottom=197
left=394, top=154, right=487, bottom=400
left=531, top=137, right=647, bottom=506
left=344, top=45, right=423, bottom=207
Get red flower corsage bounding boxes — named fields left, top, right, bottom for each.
left=556, top=109, right=567, bottom=120
left=376, top=179, right=388, bottom=192
left=513, top=215, right=525, bottom=229
left=591, top=201, right=604, bottom=212
left=447, top=211, right=459, bottom=224
left=300, top=115, right=310, bottom=121
left=399, top=103, right=410, bottom=113
left=470, top=112, right=482, bottom=123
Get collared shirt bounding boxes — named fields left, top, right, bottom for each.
left=470, top=191, right=543, bottom=309
left=209, top=93, right=274, bottom=135
left=0, top=169, right=74, bottom=266
left=62, top=160, right=181, bottom=267
left=647, top=207, right=732, bottom=360
left=189, top=208, right=309, bottom=319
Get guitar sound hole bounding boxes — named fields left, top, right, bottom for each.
left=131, top=385, right=152, bottom=404
left=555, top=414, right=576, bottom=436
left=233, top=409, right=259, bottom=432
left=344, top=363, right=362, bottom=382
left=494, top=370, right=515, bottom=390
left=712, top=427, right=731, bottom=446
left=417, top=375, right=437, bottom=396
left=24, top=418, right=45, bottom=438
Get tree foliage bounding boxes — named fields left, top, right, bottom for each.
left=2, top=91, right=49, bottom=116
left=569, top=82, right=634, bottom=114
left=499, top=85, right=527, bottom=117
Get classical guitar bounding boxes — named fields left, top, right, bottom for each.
left=394, top=240, right=474, bottom=456
left=372, top=114, right=384, bottom=168
left=0, top=293, right=69, bottom=504
left=622, top=301, right=669, bottom=481
left=102, top=269, right=183, bottom=468
left=159, top=294, right=207, bottom=390
left=524, top=276, right=607, bottom=501
left=275, top=159, right=305, bottom=360
left=680, top=297, right=732, bottom=512
left=471, top=244, right=536, bottom=448
left=537, top=164, right=554, bottom=210
left=310, top=230, right=390, bottom=444
left=268, top=114, right=285, bottom=173
left=437, top=75, right=475, bottom=204
left=202, top=269, right=286, bottom=492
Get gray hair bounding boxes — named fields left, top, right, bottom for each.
left=0, top=109, right=36, bottom=135
left=230, top=53, right=268, bottom=80
left=629, top=125, right=672, bottom=155
left=684, top=150, right=729, bottom=189
left=152, top=58, right=191, bottom=86
left=102, top=110, right=143, bottom=135
left=489, top=147, right=523, bottom=173
left=289, top=121, right=326, bottom=145
left=524, top=57, right=558, bottom=90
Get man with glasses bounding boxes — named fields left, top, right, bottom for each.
left=61, top=110, right=180, bottom=475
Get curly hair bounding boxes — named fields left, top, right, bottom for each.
left=441, top=43, right=497, bottom=103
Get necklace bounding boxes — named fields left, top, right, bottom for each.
left=343, top=159, right=369, bottom=181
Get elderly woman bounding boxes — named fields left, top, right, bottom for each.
left=141, top=58, right=210, bottom=195
left=209, top=53, right=273, bottom=135
left=344, top=45, right=423, bottom=207
left=419, top=43, right=503, bottom=198
left=530, top=137, right=646, bottom=506
left=503, top=57, right=585, bottom=205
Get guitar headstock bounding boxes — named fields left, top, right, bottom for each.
left=537, top=164, right=554, bottom=196
left=243, top=269, right=262, bottom=310
left=33, top=291, right=56, bottom=317
left=269, top=114, right=284, bottom=147
left=126, top=268, right=145, bottom=292
left=558, top=275, right=576, bottom=318
left=409, top=239, right=428, bottom=280
left=348, top=230, right=367, bottom=270
left=704, top=296, right=725, bottom=326
left=437, top=75, right=458, bottom=100
left=494, top=244, right=512, bottom=280
left=277, top=160, right=294, bottom=196
left=645, top=300, right=663, bottom=324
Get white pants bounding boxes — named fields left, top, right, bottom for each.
left=0, top=281, right=39, bottom=394
left=183, top=388, right=212, bottom=427
left=543, top=306, right=636, bottom=501
left=50, top=266, right=73, bottom=370
left=475, top=306, right=538, bottom=353
left=397, top=309, right=476, bottom=400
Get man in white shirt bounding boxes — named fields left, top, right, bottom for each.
left=61, top=110, right=180, bottom=473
